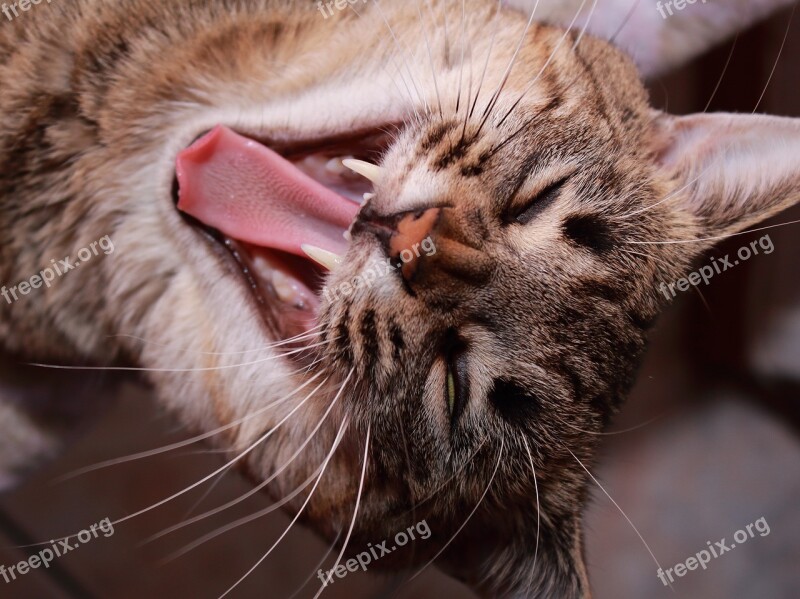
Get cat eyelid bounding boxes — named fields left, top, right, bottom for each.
left=506, top=167, right=576, bottom=225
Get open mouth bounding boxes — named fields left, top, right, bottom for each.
left=174, top=124, right=393, bottom=342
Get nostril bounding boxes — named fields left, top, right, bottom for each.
left=388, top=208, right=440, bottom=281
left=353, top=207, right=441, bottom=285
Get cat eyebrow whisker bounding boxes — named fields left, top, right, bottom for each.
left=623, top=217, right=800, bottom=246
left=347, top=2, right=423, bottom=123
left=496, top=0, right=596, bottom=130
left=620, top=248, right=713, bottom=315
left=455, top=0, right=467, bottom=116
left=553, top=407, right=666, bottom=437
left=459, top=10, right=475, bottom=142
left=623, top=13, right=793, bottom=223
left=475, top=0, right=541, bottom=137
left=467, top=0, right=503, bottom=123
left=147, top=373, right=346, bottom=543
left=418, top=0, right=444, bottom=118
left=373, top=0, right=431, bottom=115
left=218, top=409, right=353, bottom=599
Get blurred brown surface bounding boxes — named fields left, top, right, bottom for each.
left=1, top=5, right=799, bottom=599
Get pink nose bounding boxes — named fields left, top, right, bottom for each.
left=387, top=208, right=441, bottom=282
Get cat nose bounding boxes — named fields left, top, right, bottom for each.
left=354, top=207, right=441, bottom=284
left=352, top=204, right=494, bottom=300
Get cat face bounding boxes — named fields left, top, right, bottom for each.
left=308, top=21, right=687, bottom=594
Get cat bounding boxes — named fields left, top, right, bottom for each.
left=1, top=0, right=798, bottom=597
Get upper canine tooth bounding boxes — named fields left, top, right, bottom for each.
left=342, top=158, right=383, bottom=184
left=301, top=244, right=343, bottom=271
left=363, top=192, right=375, bottom=202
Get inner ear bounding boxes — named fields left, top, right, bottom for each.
left=650, top=111, right=800, bottom=246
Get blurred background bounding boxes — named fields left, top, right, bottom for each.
left=0, top=5, right=798, bottom=599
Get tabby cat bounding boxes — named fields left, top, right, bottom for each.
left=1, top=0, right=798, bottom=597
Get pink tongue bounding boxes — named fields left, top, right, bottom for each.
left=176, top=125, right=358, bottom=257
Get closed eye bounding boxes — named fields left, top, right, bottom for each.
left=509, top=176, right=569, bottom=225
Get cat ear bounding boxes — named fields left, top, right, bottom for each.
left=650, top=112, right=800, bottom=243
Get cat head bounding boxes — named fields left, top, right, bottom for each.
left=295, top=9, right=800, bottom=596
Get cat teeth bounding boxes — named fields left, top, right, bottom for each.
left=251, top=254, right=273, bottom=281
left=301, top=244, right=343, bottom=271
left=343, top=230, right=352, bottom=241
left=363, top=192, right=375, bottom=202
left=342, top=158, right=383, bottom=184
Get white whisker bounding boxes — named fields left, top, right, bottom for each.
left=27, top=338, right=333, bottom=373
left=418, top=0, right=443, bottom=118
left=54, top=368, right=328, bottom=481
left=521, top=437, right=541, bottom=593
left=622, top=7, right=794, bottom=220
left=28, top=374, right=330, bottom=549
left=623, top=217, right=800, bottom=246
left=218, top=411, right=352, bottom=599
left=468, top=0, right=502, bottom=121
left=285, top=529, right=343, bottom=599
left=497, top=0, right=594, bottom=127
left=374, top=0, right=430, bottom=115
left=107, top=325, right=323, bottom=356
left=477, top=0, right=541, bottom=131
left=148, top=370, right=351, bottom=541
left=564, top=445, right=671, bottom=590
left=312, top=421, right=371, bottom=599
left=409, top=437, right=503, bottom=582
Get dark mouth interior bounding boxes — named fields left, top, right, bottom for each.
left=173, top=126, right=398, bottom=341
